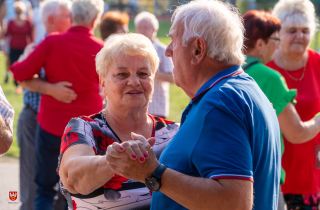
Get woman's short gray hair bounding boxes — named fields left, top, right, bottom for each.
left=40, top=0, right=72, bottom=25
left=272, top=0, right=319, bottom=38
left=96, top=33, right=159, bottom=77
left=134, top=11, right=159, bottom=31
left=71, top=0, right=104, bottom=26
left=171, top=0, right=245, bottom=66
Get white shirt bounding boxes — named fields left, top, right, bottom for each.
left=0, top=85, right=14, bottom=133
left=147, top=39, right=173, bottom=117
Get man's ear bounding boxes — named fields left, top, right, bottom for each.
left=47, top=15, right=55, bottom=25
left=191, top=37, right=207, bottom=66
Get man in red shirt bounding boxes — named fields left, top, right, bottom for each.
left=10, top=0, right=105, bottom=209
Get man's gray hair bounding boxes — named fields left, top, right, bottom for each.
left=172, top=0, right=245, bottom=65
left=134, top=11, right=159, bottom=31
left=71, top=0, right=104, bottom=26
left=272, top=0, right=319, bottom=38
left=40, top=0, right=72, bottom=25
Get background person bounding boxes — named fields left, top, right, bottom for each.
left=5, top=0, right=32, bottom=94
left=58, top=33, right=180, bottom=210
left=0, top=0, right=33, bottom=86
left=15, top=0, right=73, bottom=209
left=107, top=0, right=280, bottom=209
left=242, top=10, right=320, bottom=210
left=135, top=11, right=173, bottom=119
left=267, top=0, right=320, bottom=208
left=98, top=10, right=129, bottom=40
left=0, top=85, right=14, bottom=156
left=10, top=0, right=105, bottom=209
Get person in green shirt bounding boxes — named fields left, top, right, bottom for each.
left=242, top=10, right=320, bottom=210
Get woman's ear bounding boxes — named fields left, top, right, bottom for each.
left=255, top=38, right=266, bottom=52
left=99, top=76, right=107, bottom=98
left=191, top=37, right=207, bottom=66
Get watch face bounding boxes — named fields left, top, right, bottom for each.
left=145, top=177, right=160, bottom=192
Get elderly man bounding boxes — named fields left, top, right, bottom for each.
left=0, top=85, right=14, bottom=156
left=134, top=11, right=173, bottom=119
left=106, top=0, right=281, bottom=210
left=10, top=0, right=105, bottom=209
left=14, top=1, right=73, bottom=209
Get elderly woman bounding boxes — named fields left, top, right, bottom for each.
left=57, top=33, right=180, bottom=210
left=242, top=10, right=320, bottom=210
left=99, top=11, right=129, bottom=40
left=5, top=1, right=33, bottom=94
left=266, top=0, right=320, bottom=209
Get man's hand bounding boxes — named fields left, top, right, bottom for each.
left=49, top=82, right=77, bottom=103
left=106, top=133, right=159, bottom=182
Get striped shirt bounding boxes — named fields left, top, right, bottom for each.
left=0, top=85, right=15, bottom=133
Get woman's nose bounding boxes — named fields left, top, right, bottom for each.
left=127, top=75, right=140, bottom=86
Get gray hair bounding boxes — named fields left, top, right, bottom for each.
left=40, top=0, right=72, bottom=25
left=71, top=0, right=104, bottom=26
left=272, top=0, right=318, bottom=38
left=171, top=0, right=245, bottom=66
left=96, top=33, right=159, bottom=77
left=134, top=11, right=159, bottom=31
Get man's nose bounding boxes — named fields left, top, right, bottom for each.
left=165, top=42, right=173, bottom=57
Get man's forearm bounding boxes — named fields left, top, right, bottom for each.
left=159, top=169, right=253, bottom=210
left=0, top=115, right=13, bottom=155
left=20, top=78, right=52, bottom=95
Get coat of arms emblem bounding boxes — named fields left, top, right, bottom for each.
left=9, top=191, right=17, bottom=201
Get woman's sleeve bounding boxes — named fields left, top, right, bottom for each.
left=59, top=118, right=97, bottom=156
left=272, top=75, right=297, bottom=116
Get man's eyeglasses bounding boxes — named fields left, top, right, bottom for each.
left=269, top=37, right=281, bottom=42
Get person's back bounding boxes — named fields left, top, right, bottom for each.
left=12, top=26, right=104, bottom=136
left=155, top=70, right=281, bottom=210
left=36, top=27, right=104, bottom=135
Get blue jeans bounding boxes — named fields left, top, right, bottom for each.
left=34, top=124, right=67, bottom=210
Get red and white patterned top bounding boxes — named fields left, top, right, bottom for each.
left=57, top=112, right=179, bottom=210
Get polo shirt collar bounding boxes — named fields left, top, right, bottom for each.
left=192, top=65, right=243, bottom=102
left=68, top=26, right=94, bottom=35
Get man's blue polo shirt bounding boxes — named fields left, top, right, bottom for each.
left=151, top=66, right=281, bottom=210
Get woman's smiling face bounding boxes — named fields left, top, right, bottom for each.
left=100, top=53, right=154, bottom=111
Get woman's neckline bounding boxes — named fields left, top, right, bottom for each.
left=99, top=111, right=155, bottom=143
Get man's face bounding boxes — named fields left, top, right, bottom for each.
left=135, top=19, right=156, bottom=41
left=165, top=23, right=193, bottom=96
left=52, top=6, right=72, bottom=33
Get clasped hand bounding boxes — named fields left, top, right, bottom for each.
left=106, top=132, right=160, bottom=183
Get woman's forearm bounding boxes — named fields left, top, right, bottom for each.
left=278, top=103, right=320, bottom=144
left=59, top=144, right=114, bottom=195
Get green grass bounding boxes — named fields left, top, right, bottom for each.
left=1, top=21, right=189, bottom=158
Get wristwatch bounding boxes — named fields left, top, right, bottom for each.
left=145, top=164, right=168, bottom=192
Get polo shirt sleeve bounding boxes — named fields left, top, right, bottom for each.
left=191, top=107, right=253, bottom=182
left=10, top=35, right=51, bottom=81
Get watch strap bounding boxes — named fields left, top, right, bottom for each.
left=152, top=164, right=167, bottom=180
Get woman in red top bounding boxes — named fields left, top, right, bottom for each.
left=5, top=1, right=32, bottom=94
left=267, top=0, right=320, bottom=209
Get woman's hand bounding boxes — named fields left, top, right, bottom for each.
left=108, top=132, right=156, bottom=163
left=106, top=133, right=159, bottom=182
